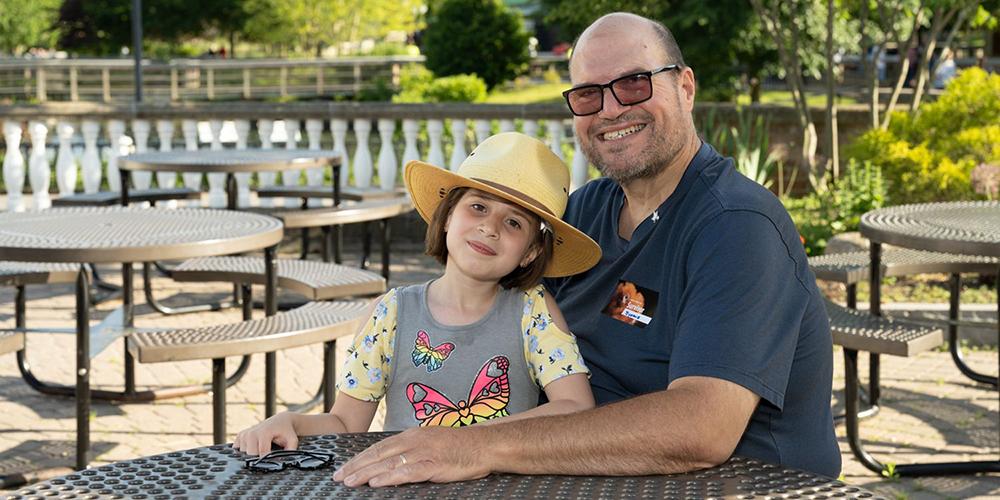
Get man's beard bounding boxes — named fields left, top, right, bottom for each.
left=582, top=123, right=678, bottom=185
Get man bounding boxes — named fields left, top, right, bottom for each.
left=334, top=12, right=839, bottom=486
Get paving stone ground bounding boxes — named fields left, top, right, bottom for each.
left=0, top=243, right=996, bottom=498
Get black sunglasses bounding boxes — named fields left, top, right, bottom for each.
left=243, top=449, right=336, bottom=473
left=562, top=65, right=680, bottom=116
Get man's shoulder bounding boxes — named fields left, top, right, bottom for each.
left=565, top=177, right=618, bottom=217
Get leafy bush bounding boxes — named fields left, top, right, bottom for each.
left=356, top=76, right=396, bottom=102
left=846, top=68, right=1000, bottom=204
left=422, top=0, right=530, bottom=90
left=699, top=108, right=782, bottom=192
left=423, top=75, right=487, bottom=102
left=784, top=160, right=886, bottom=256
left=392, top=65, right=486, bottom=103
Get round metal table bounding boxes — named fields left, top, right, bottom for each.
left=8, top=433, right=881, bottom=499
left=0, top=207, right=284, bottom=470
left=858, top=200, right=1000, bottom=476
left=120, top=149, right=343, bottom=210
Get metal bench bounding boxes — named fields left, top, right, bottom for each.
left=810, top=248, right=998, bottom=386
left=169, top=257, right=386, bottom=300
left=274, top=197, right=415, bottom=279
left=256, top=185, right=406, bottom=203
left=52, top=187, right=201, bottom=207
left=824, top=299, right=966, bottom=475
left=128, top=300, right=370, bottom=444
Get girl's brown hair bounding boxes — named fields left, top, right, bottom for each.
left=425, top=187, right=554, bottom=290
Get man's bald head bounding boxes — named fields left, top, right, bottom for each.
left=571, top=13, right=686, bottom=70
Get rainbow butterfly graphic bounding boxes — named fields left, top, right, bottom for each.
left=411, top=330, right=455, bottom=372
left=406, top=355, right=510, bottom=427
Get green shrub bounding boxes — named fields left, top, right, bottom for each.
left=784, top=160, right=886, bottom=255
left=423, top=75, right=487, bottom=102
left=846, top=67, right=1000, bottom=204
left=422, top=0, right=530, bottom=90
left=392, top=66, right=487, bottom=103
left=356, top=76, right=395, bottom=102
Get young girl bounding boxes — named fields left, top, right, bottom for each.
left=234, top=132, right=602, bottom=455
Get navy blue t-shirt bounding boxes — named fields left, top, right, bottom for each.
left=545, top=143, right=840, bottom=478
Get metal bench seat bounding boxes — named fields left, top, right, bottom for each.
left=809, top=248, right=997, bottom=285
left=52, top=187, right=202, bottom=207
left=275, top=197, right=414, bottom=229
left=128, top=299, right=370, bottom=442
left=128, top=300, right=368, bottom=363
left=256, top=185, right=406, bottom=202
left=170, top=256, right=386, bottom=300
left=0, top=261, right=79, bottom=286
left=825, top=299, right=943, bottom=356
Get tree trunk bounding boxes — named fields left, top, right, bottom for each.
left=880, top=2, right=924, bottom=129
left=824, top=0, right=839, bottom=180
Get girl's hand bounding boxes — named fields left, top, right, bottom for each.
left=233, top=411, right=299, bottom=456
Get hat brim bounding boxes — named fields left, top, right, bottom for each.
left=405, top=160, right=601, bottom=278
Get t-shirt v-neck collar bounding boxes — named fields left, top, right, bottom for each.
left=611, top=142, right=712, bottom=249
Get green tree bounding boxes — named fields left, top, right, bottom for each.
left=242, top=0, right=423, bottom=56
left=539, top=0, right=760, bottom=100
left=423, top=0, right=530, bottom=89
left=56, top=0, right=227, bottom=55
left=0, top=0, right=60, bottom=55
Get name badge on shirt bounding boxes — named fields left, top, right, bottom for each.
left=602, top=280, right=659, bottom=328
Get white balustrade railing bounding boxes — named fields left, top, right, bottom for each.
left=0, top=102, right=593, bottom=211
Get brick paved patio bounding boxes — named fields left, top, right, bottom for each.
left=0, top=244, right=996, bottom=498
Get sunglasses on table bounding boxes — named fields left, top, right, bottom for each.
left=562, top=64, right=680, bottom=116
left=243, top=449, right=336, bottom=473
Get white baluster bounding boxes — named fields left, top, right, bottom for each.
left=257, top=119, right=276, bottom=208
left=55, top=121, right=77, bottom=196
left=449, top=119, right=467, bottom=171
left=181, top=120, right=202, bottom=206
left=206, top=119, right=226, bottom=208
left=81, top=121, right=101, bottom=193
left=234, top=119, right=252, bottom=207
left=282, top=119, right=301, bottom=208
left=305, top=118, right=324, bottom=207
left=474, top=119, right=491, bottom=145
left=331, top=118, right=350, bottom=190
left=522, top=120, right=539, bottom=139
left=131, top=120, right=152, bottom=190
left=571, top=132, right=589, bottom=192
left=106, top=120, right=125, bottom=192
left=28, top=121, right=51, bottom=210
left=352, top=119, right=373, bottom=188
left=401, top=119, right=420, bottom=168
left=155, top=120, right=176, bottom=192
left=546, top=120, right=565, bottom=160
left=377, top=119, right=397, bottom=191
left=2, top=122, right=26, bottom=212
left=426, top=119, right=445, bottom=167
left=498, top=119, right=515, bottom=133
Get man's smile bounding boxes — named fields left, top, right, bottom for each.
left=599, top=123, right=647, bottom=141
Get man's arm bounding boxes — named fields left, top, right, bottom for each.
left=333, top=375, right=758, bottom=487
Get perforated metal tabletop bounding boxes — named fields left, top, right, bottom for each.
left=0, top=206, right=283, bottom=263
left=8, top=433, right=881, bottom=499
left=860, top=201, right=1000, bottom=257
left=121, top=149, right=341, bottom=173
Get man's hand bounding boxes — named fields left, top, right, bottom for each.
left=333, top=426, right=492, bottom=487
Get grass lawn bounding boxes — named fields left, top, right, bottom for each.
left=486, top=81, right=861, bottom=107
left=485, top=82, right=567, bottom=104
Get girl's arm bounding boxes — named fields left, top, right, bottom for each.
left=290, top=393, right=380, bottom=435
left=482, top=291, right=595, bottom=425
left=234, top=294, right=388, bottom=454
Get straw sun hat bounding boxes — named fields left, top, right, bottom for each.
left=404, top=132, right=601, bottom=277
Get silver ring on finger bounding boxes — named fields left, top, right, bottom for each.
left=398, top=454, right=408, bottom=466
